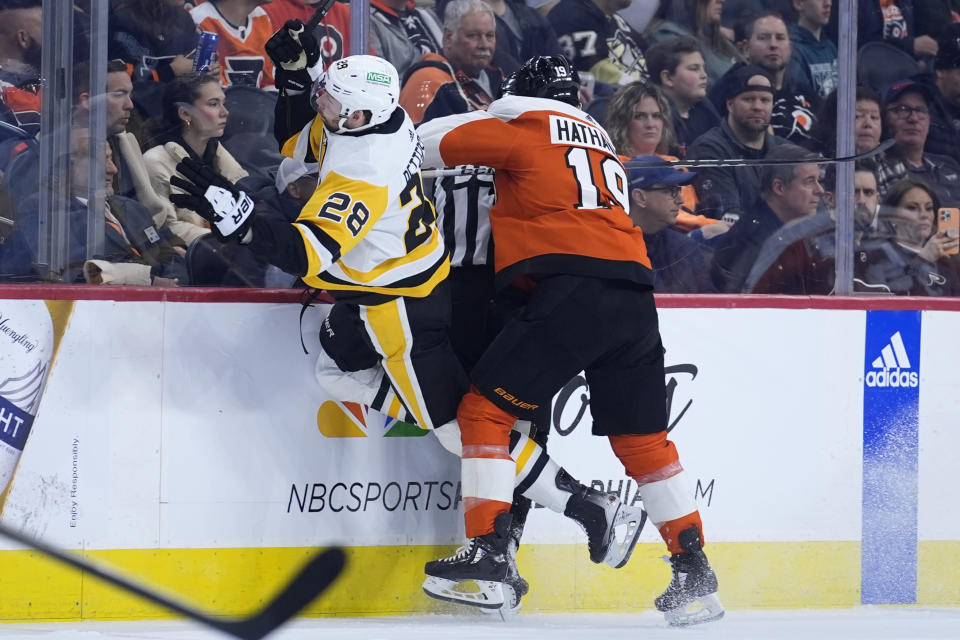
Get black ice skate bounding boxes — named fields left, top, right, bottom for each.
left=654, top=526, right=724, bottom=626
left=422, top=513, right=522, bottom=612
left=560, top=470, right=645, bottom=568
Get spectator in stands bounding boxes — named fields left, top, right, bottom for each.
left=626, top=157, right=716, bottom=292
left=645, top=0, right=742, bottom=87
left=465, top=0, right=561, bottom=75
left=370, top=0, right=442, bottom=79
left=399, top=0, right=502, bottom=124
left=915, top=1, right=960, bottom=44
left=646, top=37, right=721, bottom=155
left=143, top=71, right=245, bottom=245
left=263, top=0, right=352, bottom=70
left=549, top=0, right=648, bottom=84
left=918, top=25, right=960, bottom=166
left=722, top=0, right=795, bottom=32
left=745, top=160, right=882, bottom=294
left=688, top=65, right=786, bottom=222
left=709, top=143, right=824, bottom=292
left=189, top=0, right=275, bottom=89
left=711, top=11, right=819, bottom=146
left=0, top=0, right=42, bottom=136
left=1, top=130, right=188, bottom=285
left=858, top=0, right=938, bottom=61
left=876, top=79, right=960, bottom=208
left=108, top=0, right=198, bottom=121
left=606, top=81, right=729, bottom=235
left=790, top=0, right=837, bottom=98
left=402, top=0, right=500, bottom=369
left=812, top=85, right=883, bottom=157
left=77, top=60, right=189, bottom=255
left=856, top=178, right=960, bottom=296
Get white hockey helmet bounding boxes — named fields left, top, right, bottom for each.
left=312, top=55, right=400, bottom=133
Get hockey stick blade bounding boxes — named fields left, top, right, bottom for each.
left=0, top=522, right=345, bottom=640
left=420, top=140, right=896, bottom=178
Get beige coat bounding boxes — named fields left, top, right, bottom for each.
left=142, top=140, right=248, bottom=245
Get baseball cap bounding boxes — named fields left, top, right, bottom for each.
left=936, top=25, right=960, bottom=70
left=627, top=156, right=696, bottom=190
left=724, top=65, right=774, bottom=101
left=884, top=78, right=934, bottom=105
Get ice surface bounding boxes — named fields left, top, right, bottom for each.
left=1, top=609, right=959, bottom=640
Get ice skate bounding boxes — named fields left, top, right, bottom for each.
left=655, top=526, right=724, bottom=626
left=423, top=513, right=521, bottom=612
left=560, top=471, right=646, bottom=568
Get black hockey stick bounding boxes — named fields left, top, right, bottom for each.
left=0, top=522, right=345, bottom=640
left=627, top=138, right=896, bottom=169
left=420, top=140, right=895, bottom=178
left=305, top=0, right=338, bottom=31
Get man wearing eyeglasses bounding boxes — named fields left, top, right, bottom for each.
left=876, top=78, right=960, bottom=208
left=626, top=157, right=715, bottom=293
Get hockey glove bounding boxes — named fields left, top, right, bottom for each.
left=266, top=19, right=321, bottom=73
left=169, top=157, right=254, bottom=242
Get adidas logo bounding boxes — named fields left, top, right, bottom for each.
left=865, top=331, right=919, bottom=388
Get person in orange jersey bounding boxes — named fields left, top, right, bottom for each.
left=418, top=55, right=723, bottom=627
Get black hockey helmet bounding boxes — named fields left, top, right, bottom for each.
left=501, top=55, right=581, bottom=108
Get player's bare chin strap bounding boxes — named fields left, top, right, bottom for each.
left=609, top=432, right=703, bottom=554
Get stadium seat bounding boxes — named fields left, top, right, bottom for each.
left=857, top=41, right=920, bottom=97
left=222, top=86, right=277, bottom=140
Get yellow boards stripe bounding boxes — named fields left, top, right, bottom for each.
left=0, top=541, right=901, bottom=620
left=362, top=301, right=430, bottom=429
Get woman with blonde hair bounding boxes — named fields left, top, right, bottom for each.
left=605, top=81, right=723, bottom=233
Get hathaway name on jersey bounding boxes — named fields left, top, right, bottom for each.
left=549, top=114, right=617, bottom=155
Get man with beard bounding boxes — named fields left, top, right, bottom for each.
left=0, top=0, right=42, bottom=136
left=709, top=11, right=820, bottom=146
left=688, top=65, right=787, bottom=222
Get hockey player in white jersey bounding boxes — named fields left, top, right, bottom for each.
left=167, top=52, right=646, bottom=615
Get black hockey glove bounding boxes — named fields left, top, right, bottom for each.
left=169, top=157, right=254, bottom=242
left=266, top=19, right=321, bottom=73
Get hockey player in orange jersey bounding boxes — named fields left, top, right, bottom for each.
left=417, top=56, right=724, bottom=626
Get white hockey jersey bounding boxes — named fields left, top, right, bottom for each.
left=281, top=108, right=448, bottom=298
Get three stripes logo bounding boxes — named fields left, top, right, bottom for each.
left=865, top=331, right=919, bottom=388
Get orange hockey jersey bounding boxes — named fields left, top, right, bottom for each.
left=418, top=95, right=653, bottom=290
left=189, top=1, right=275, bottom=88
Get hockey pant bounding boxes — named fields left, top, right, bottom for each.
left=314, top=281, right=467, bottom=430
left=313, top=286, right=571, bottom=524
left=457, top=276, right=703, bottom=548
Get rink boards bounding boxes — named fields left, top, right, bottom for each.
left=0, top=290, right=958, bottom=620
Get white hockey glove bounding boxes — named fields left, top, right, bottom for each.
left=169, top=157, right=254, bottom=242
